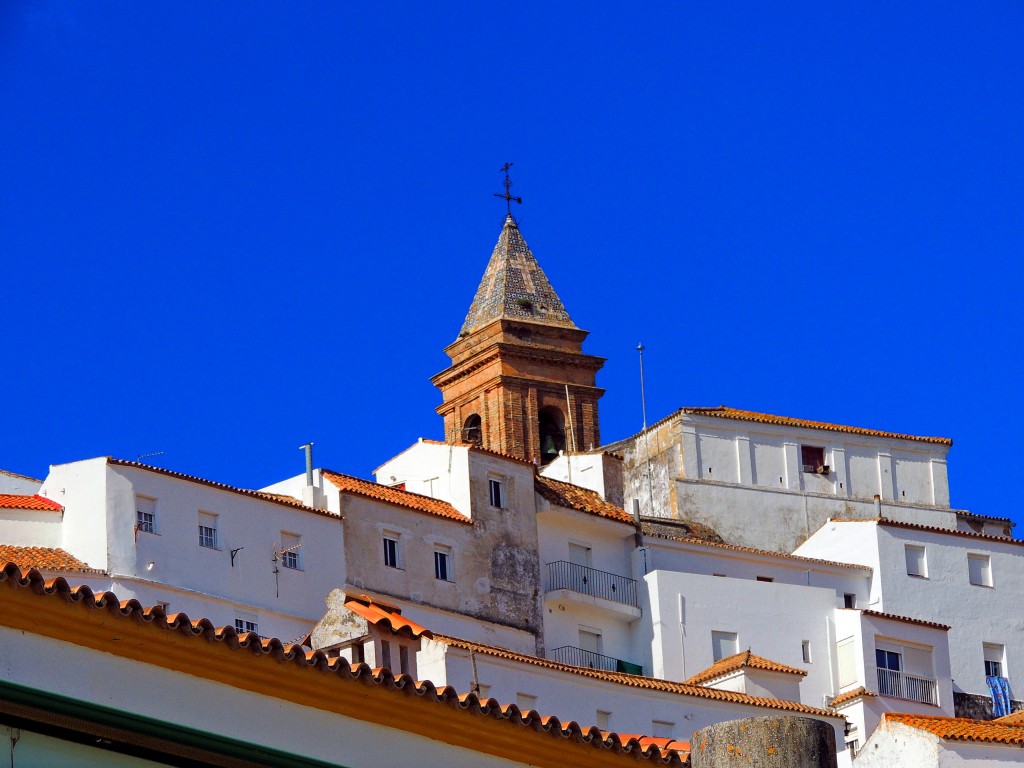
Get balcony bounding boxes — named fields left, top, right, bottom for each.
left=877, top=668, right=939, bottom=706
left=549, top=645, right=643, bottom=675
left=545, top=561, right=638, bottom=608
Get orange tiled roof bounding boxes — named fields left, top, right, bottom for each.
left=829, top=687, right=877, bottom=708
left=434, top=635, right=841, bottom=720
left=0, top=564, right=685, bottom=766
left=875, top=518, right=1022, bottom=547
left=652, top=406, right=953, bottom=446
left=104, top=459, right=339, bottom=518
left=684, top=650, right=807, bottom=686
left=343, top=594, right=432, bottom=639
left=884, top=713, right=1024, bottom=746
left=861, top=609, right=950, bottom=631
left=0, top=546, right=100, bottom=573
left=322, top=470, right=471, bottom=524
left=614, top=735, right=690, bottom=761
left=996, top=711, right=1024, bottom=725
left=0, top=494, right=62, bottom=511
left=534, top=475, right=635, bottom=525
left=645, top=531, right=873, bottom=572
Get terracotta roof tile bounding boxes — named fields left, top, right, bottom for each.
left=534, top=475, right=635, bottom=525
left=834, top=517, right=1024, bottom=547
left=322, top=470, right=471, bottom=524
left=0, top=565, right=685, bottom=766
left=0, top=494, right=62, bottom=511
left=0, top=469, right=42, bottom=483
left=884, top=713, right=1024, bottom=745
left=0, top=546, right=100, bottom=573
left=684, top=650, right=807, bottom=685
left=644, top=529, right=873, bottom=572
left=434, top=635, right=841, bottom=720
left=343, top=594, right=432, bottom=639
left=861, top=609, right=951, bottom=631
left=103, top=459, right=339, bottom=518
left=643, top=406, right=952, bottom=446
left=829, top=687, right=878, bottom=708
left=996, top=711, right=1024, bottom=725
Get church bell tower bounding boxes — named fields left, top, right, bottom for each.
left=432, top=207, right=605, bottom=465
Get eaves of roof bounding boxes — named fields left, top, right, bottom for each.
left=884, top=713, right=1024, bottom=746
left=0, top=494, right=63, bottom=511
left=860, top=609, right=951, bottom=631
left=105, top=459, right=339, bottom=519
left=683, top=650, right=807, bottom=686
left=534, top=475, right=635, bottom=526
left=644, top=532, right=874, bottom=572
left=0, top=546, right=102, bottom=574
left=0, top=565, right=684, bottom=767
left=829, top=687, right=878, bottom=708
left=323, top=470, right=471, bottom=525
left=435, top=635, right=843, bottom=720
left=836, top=517, right=1024, bottom=547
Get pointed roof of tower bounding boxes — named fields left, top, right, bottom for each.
left=460, top=215, right=577, bottom=335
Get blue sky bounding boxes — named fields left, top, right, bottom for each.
left=2, top=3, right=1022, bottom=527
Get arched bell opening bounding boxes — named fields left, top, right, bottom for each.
left=462, top=414, right=482, bottom=445
left=538, top=407, right=566, bottom=465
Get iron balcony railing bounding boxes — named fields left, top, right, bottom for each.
left=545, top=561, right=638, bottom=608
left=549, top=646, right=643, bottom=675
left=877, top=668, right=939, bottom=706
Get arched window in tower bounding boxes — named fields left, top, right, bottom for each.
left=538, top=407, right=566, bottom=465
left=462, top=414, right=482, bottom=445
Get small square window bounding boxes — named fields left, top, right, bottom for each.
left=711, top=630, right=739, bottom=661
left=280, top=532, right=302, bottom=570
left=968, top=553, right=992, bottom=587
left=652, top=720, right=675, bottom=739
left=234, top=615, right=259, bottom=636
left=383, top=533, right=401, bottom=569
left=844, top=593, right=857, bottom=609
left=489, top=479, right=505, bottom=508
left=801, top=445, right=825, bottom=472
left=136, top=495, right=157, bottom=534
left=802, top=640, right=812, bottom=664
left=596, top=710, right=611, bottom=730
left=905, top=544, right=928, bottom=578
left=434, top=546, right=453, bottom=581
left=198, top=511, right=218, bottom=549
left=985, top=643, right=1005, bottom=678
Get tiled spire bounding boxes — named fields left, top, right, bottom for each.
left=460, top=215, right=576, bottom=335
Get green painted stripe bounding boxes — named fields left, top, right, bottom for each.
left=0, top=678, right=352, bottom=768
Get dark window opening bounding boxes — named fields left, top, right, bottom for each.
left=844, top=593, right=856, bottom=609
left=801, top=445, right=827, bottom=473
left=462, top=414, right=482, bottom=445
left=538, top=407, right=566, bottom=464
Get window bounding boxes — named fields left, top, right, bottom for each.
left=968, top=553, right=993, bottom=587
left=280, top=532, right=302, bottom=570
left=596, top=710, right=611, bottom=730
left=434, top=545, right=453, bottom=581
left=844, top=593, right=857, bottom=609
left=756, top=576, right=774, bottom=583
left=198, top=511, right=218, bottom=549
left=802, top=640, right=812, bottom=664
left=711, top=630, right=739, bottom=661
left=136, top=495, right=157, bottom=534
left=234, top=615, right=259, bottom=636
left=905, top=544, right=928, bottom=578
left=801, top=445, right=825, bottom=472
left=568, top=542, right=592, bottom=567
left=516, top=693, right=537, bottom=711
left=488, top=478, right=505, bottom=508
left=652, top=720, right=675, bottom=738
left=157, top=601, right=170, bottom=613
left=985, top=643, right=1005, bottom=678
left=876, top=647, right=902, bottom=672
left=462, top=414, right=482, bottom=445
left=383, top=532, right=402, bottom=569
left=579, top=627, right=602, bottom=655
left=875, top=639, right=937, bottom=704
left=837, top=637, right=857, bottom=687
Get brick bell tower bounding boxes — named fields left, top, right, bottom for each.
left=431, top=212, right=605, bottom=464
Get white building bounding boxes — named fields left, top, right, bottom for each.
left=855, top=712, right=1024, bottom=767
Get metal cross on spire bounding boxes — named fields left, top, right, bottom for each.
left=493, top=162, right=523, bottom=216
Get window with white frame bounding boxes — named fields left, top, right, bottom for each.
left=198, top=511, right=218, bottom=549
left=568, top=541, right=592, bottom=567
left=280, top=532, right=302, bottom=570
left=136, top=495, right=157, bottom=534
left=837, top=636, right=857, bottom=687
left=968, top=553, right=993, bottom=587
left=234, top=614, right=259, bottom=636
left=802, top=640, right=812, bottom=664
left=652, top=720, right=675, bottom=738
left=578, top=627, right=602, bottom=656
left=711, top=630, right=739, bottom=661
left=984, top=643, right=1006, bottom=678
left=383, top=532, right=402, bottom=569
left=488, top=478, right=505, bottom=508
left=596, top=710, right=611, bottom=730
left=905, top=544, right=928, bottom=578
left=434, top=545, right=453, bottom=581
left=875, top=638, right=936, bottom=704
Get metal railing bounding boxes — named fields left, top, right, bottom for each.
left=549, top=646, right=643, bottom=675
left=877, top=668, right=939, bottom=705
left=545, top=561, right=638, bottom=607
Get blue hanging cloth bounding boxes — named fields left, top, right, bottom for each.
left=987, top=675, right=1012, bottom=717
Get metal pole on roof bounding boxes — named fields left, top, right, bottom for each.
left=638, top=344, right=655, bottom=516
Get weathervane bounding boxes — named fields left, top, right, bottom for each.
left=493, top=162, right=522, bottom=216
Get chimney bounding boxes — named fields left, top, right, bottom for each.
left=300, top=443, right=320, bottom=508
